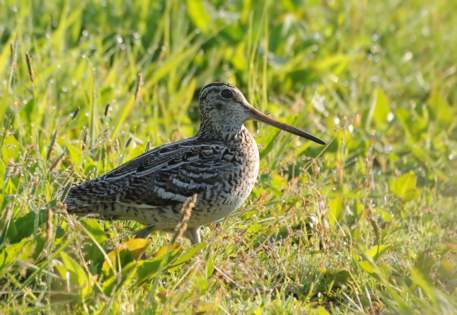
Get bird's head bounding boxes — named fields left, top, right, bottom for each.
left=198, top=82, right=325, bottom=145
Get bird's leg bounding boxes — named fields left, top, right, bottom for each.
left=134, top=225, right=155, bottom=239
left=185, top=227, right=201, bottom=244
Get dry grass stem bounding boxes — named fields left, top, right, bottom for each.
left=25, top=52, right=34, bottom=83
left=171, top=194, right=197, bottom=243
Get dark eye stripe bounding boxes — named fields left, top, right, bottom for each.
left=221, top=89, right=233, bottom=98
left=199, top=83, right=233, bottom=100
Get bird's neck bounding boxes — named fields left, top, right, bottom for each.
left=197, top=121, right=252, bottom=143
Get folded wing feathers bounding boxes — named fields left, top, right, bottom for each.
left=65, top=139, right=231, bottom=213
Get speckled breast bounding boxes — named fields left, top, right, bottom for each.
left=188, top=128, right=260, bottom=227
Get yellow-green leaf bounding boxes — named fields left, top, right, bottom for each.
left=309, top=306, right=331, bottom=315
left=55, top=252, right=92, bottom=297
left=427, top=87, right=454, bottom=127
left=1, top=134, right=20, bottom=162
left=389, top=171, right=419, bottom=202
left=0, top=238, right=34, bottom=276
left=112, top=95, right=136, bottom=140
left=368, top=88, right=390, bottom=129
left=170, top=242, right=205, bottom=268
left=365, top=245, right=389, bottom=260
left=66, top=143, right=83, bottom=166
left=410, top=267, right=437, bottom=304
left=359, top=260, right=376, bottom=274
left=328, top=197, right=343, bottom=226
left=102, top=238, right=150, bottom=275
left=186, top=0, right=212, bottom=33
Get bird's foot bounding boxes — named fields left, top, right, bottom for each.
left=185, top=227, right=201, bottom=244
left=134, top=225, right=155, bottom=239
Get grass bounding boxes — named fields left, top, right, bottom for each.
left=1, top=0, right=456, bottom=313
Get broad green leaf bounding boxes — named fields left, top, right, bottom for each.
left=120, top=238, right=151, bottom=257
left=7, top=210, right=48, bottom=243
left=81, top=219, right=110, bottom=273
left=136, top=258, right=163, bottom=284
left=136, top=245, right=179, bottom=285
left=246, top=222, right=263, bottom=234
left=367, top=88, right=390, bottom=130
left=427, top=87, right=454, bottom=127
left=376, top=208, right=393, bottom=222
left=0, top=238, right=34, bottom=277
left=170, top=242, right=205, bottom=268
left=1, top=134, right=20, bottom=162
left=102, top=238, right=150, bottom=275
left=80, top=219, right=107, bottom=244
left=153, top=244, right=179, bottom=259
left=365, top=245, right=389, bottom=260
left=206, top=256, right=215, bottom=278
left=102, top=262, right=138, bottom=295
left=186, top=0, right=212, bottom=33
left=55, top=252, right=92, bottom=297
left=410, top=267, right=437, bottom=304
left=253, top=306, right=263, bottom=315
left=271, top=172, right=287, bottom=190
left=389, top=171, right=419, bottom=202
left=328, top=197, right=343, bottom=226
left=359, top=260, right=375, bottom=274
left=309, top=306, right=331, bottom=315
left=66, top=143, right=83, bottom=166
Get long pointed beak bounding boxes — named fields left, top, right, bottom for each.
left=247, top=105, right=325, bottom=145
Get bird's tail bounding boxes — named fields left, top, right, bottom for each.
left=64, top=179, right=121, bottom=215
left=64, top=186, right=98, bottom=215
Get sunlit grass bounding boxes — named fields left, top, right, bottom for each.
left=0, top=0, right=456, bottom=313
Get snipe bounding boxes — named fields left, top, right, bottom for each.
left=65, top=83, right=325, bottom=243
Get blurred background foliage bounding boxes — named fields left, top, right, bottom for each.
left=0, top=0, right=456, bottom=313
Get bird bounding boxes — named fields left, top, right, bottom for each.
left=65, top=82, right=325, bottom=244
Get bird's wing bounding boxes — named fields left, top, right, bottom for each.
left=68, top=138, right=238, bottom=210
left=102, top=137, right=199, bottom=180
left=118, top=141, right=238, bottom=207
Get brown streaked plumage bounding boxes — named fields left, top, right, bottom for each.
left=65, top=82, right=325, bottom=243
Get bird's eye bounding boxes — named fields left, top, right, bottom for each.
left=221, top=89, right=233, bottom=98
